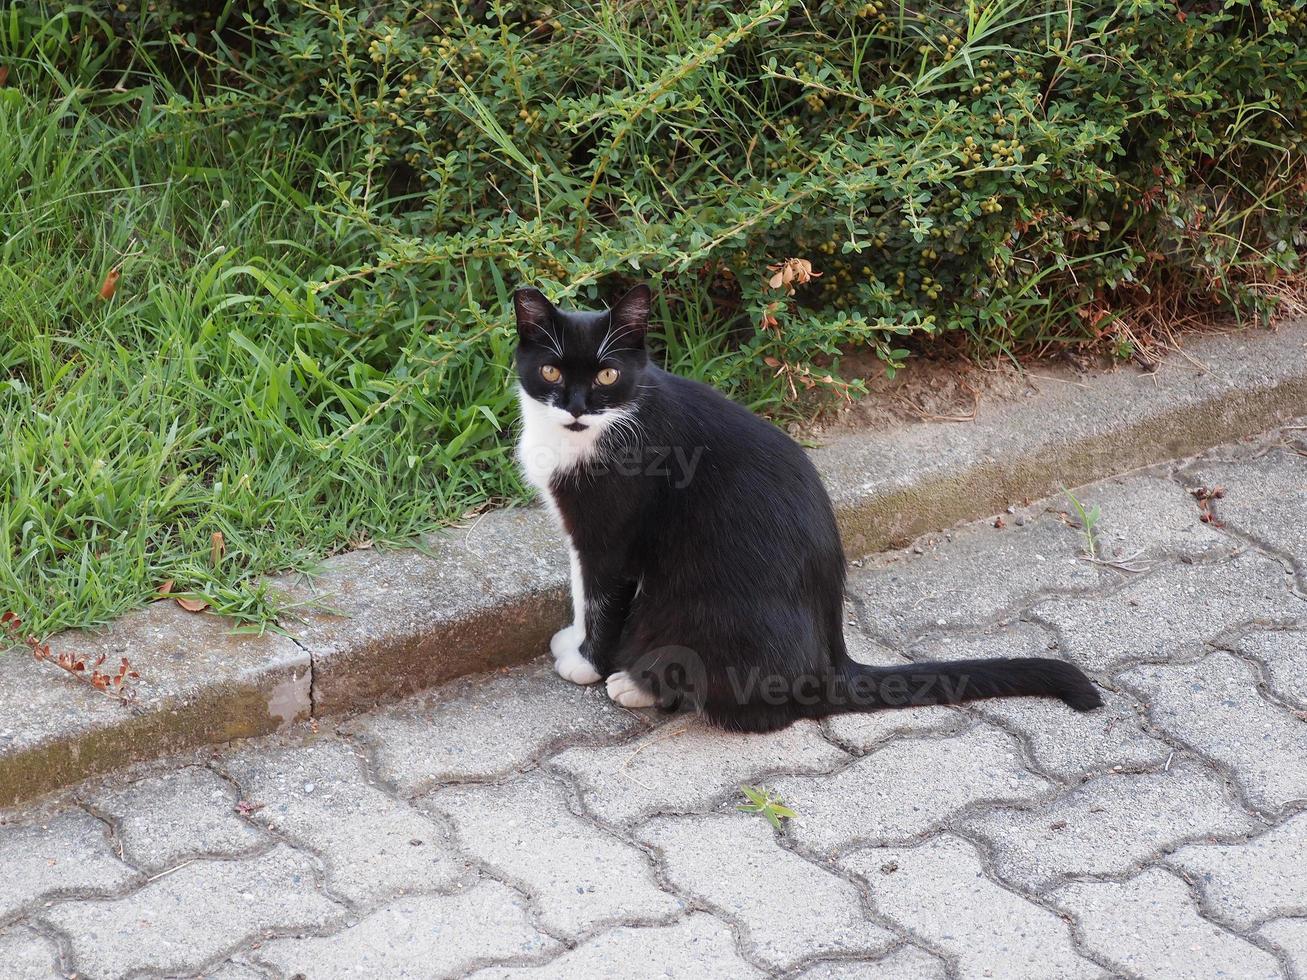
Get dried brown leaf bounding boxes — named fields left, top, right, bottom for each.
left=764, top=257, right=822, bottom=295
left=98, top=267, right=120, bottom=301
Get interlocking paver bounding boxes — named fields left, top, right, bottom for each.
left=1122, top=651, right=1307, bottom=812
left=254, top=881, right=553, bottom=979
left=1054, top=867, right=1281, bottom=979
left=467, top=914, right=764, bottom=979
left=1076, top=473, right=1237, bottom=561
left=849, top=517, right=1104, bottom=643
left=200, top=959, right=267, bottom=980
left=1032, top=551, right=1301, bottom=673
left=839, top=631, right=907, bottom=667
left=980, top=684, right=1172, bottom=780
left=639, top=813, right=895, bottom=971
left=41, top=844, right=343, bottom=979
left=840, top=835, right=1101, bottom=980
left=909, top=623, right=1171, bottom=778
left=1165, top=814, right=1307, bottom=929
left=770, top=725, right=1052, bottom=852
left=220, top=736, right=463, bottom=905
left=349, top=662, right=647, bottom=795
left=0, top=806, right=139, bottom=923
left=960, top=761, right=1262, bottom=891
left=1187, top=449, right=1307, bottom=568
left=425, top=770, right=680, bottom=935
left=1235, top=626, right=1307, bottom=708
left=0, top=924, right=61, bottom=979
left=88, top=765, right=267, bottom=871
left=821, top=704, right=967, bottom=754
left=1259, top=917, right=1307, bottom=976
left=549, top=718, right=847, bottom=827
left=793, top=946, right=948, bottom=979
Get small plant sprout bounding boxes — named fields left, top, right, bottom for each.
left=1062, top=488, right=1102, bottom=560
left=737, top=784, right=797, bottom=830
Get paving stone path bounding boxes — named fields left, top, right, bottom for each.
left=3, top=427, right=1306, bottom=979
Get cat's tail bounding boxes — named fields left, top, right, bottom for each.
left=822, top=657, right=1103, bottom=714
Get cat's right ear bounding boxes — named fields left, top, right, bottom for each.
left=609, top=283, right=652, bottom=341
left=513, top=287, right=554, bottom=343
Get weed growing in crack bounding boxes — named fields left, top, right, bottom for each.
left=737, top=785, right=798, bottom=831
left=1062, top=489, right=1102, bottom=560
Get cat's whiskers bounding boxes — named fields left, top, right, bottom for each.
left=538, top=328, right=565, bottom=360
left=596, top=325, right=640, bottom=361
left=596, top=407, right=646, bottom=463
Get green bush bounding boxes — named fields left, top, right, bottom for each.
left=177, top=0, right=1305, bottom=387
left=2, top=0, right=1304, bottom=636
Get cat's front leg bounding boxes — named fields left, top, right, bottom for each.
left=582, top=579, right=655, bottom=708
left=550, top=544, right=601, bottom=684
left=552, top=629, right=601, bottom=685
left=556, top=561, right=637, bottom=689
left=605, top=668, right=658, bottom=709
left=549, top=545, right=586, bottom=655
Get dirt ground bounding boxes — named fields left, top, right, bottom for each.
left=806, top=348, right=1101, bottom=436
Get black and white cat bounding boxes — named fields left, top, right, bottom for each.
left=514, top=284, right=1102, bottom=732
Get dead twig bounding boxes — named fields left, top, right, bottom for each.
left=3, top=611, right=140, bottom=705
left=145, top=859, right=196, bottom=883
left=617, top=720, right=692, bottom=791
left=1078, top=548, right=1152, bottom=573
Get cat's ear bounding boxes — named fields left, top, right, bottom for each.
left=513, top=286, right=555, bottom=343
left=609, top=283, right=652, bottom=343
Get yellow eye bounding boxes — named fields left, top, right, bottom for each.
left=539, top=364, right=562, bottom=383
left=596, top=367, right=620, bottom=386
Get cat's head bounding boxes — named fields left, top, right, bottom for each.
left=513, top=284, right=651, bottom=433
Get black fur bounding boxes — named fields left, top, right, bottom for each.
left=513, top=285, right=1103, bottom=732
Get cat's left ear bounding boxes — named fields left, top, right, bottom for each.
left=609, top=283, right=652, bottom=343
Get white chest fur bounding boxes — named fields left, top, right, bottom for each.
left=515, top=387, right=608, bottom=496
left=516, top=387, right=600, bottom=662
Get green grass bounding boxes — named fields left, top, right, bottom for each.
left=0, top=56, right=522, bottom=640
left=0, top=2, right=820, bottom=642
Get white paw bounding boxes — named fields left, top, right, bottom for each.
left=550, top=623, right=585, bottom=661
left=555, top=651, right=601, bottom=686
left=606, top=671, right=658, bottom=708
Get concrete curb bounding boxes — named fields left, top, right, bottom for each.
left=0, top=604, right=311, bottom=808
left=3, top=321, right=1306, bottom=807
left=820, top=322, right=1307, bottom=556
